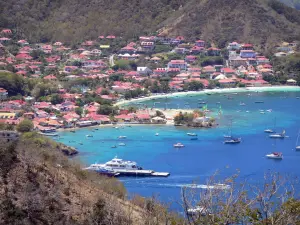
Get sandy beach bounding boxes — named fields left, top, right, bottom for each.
left=114, top=86, right=300, bottom=107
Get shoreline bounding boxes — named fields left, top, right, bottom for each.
left=114, top=86, right=300, bottom=107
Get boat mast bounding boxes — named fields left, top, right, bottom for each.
left=296, top=129, right=300, bottom=147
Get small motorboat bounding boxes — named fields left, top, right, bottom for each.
left=86, top=134, right=93, bottom=137
left=223, top=135, right=232, bottom=138
left=119, top=143, right=126, bottom=146
left=79, top=142, right=83, bottom=145
left=174, top=143, right=185, bottom=148
left=264, top=129, right=274, bottom=133
left=70, top=130, right=76, bottom=133
left=190, top=137, right=198, bottom=140
left=118, top=136, right=127, bottom=139
left=260, top=112, right=265, bottom=114
left=224, top=137, right=241, bottom=144
left=239, top=102, right=246, bottom=106
left=216, top=102, right=221, bottom=104
left=111, top=145, right=117, bottom=148
left=94, top=128, right=99, bottom=130
left=199, top=101, right=206, bottom=104
left=187, top=133, right=197, bottom=136
left=246, top=111, right=250, bottom=113
left=155, top=133, right=159, bottom=136
left=266, top=109, right=272, bottom=113
left=266, top=152, right=283, bottom=159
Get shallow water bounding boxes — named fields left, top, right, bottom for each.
left=56, top=89, right=300, bottom=209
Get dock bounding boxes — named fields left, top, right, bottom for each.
left=114, top=169, right=170, bottom=177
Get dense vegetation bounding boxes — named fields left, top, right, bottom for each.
left=279, top=0, right=300, bottom=9
left=1, top=0, right=300, bottom=50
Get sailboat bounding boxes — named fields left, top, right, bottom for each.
left=223, top=119, right=241, bottom=144
left=269, top=130, right=286, bottom=139
left=296, top=130, right=300, bottom=151
left=264, top=118, right=276, bottom=133
left=266, top=139, right=283, bottom=159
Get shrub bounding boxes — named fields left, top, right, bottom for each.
left=16, top=119, right=34, bottom=133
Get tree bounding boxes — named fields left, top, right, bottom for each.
left=75, top=107, right=83, bottom=116
left=184, top=81, right=204, bottom=91
left=50, top=94, right=63, bottom=105
left=17, top=119, right=33, bottom=133
left=97, top=105, right=115, bottom=115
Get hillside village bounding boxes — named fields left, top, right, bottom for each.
left=0, top=28, right=299, bottom=131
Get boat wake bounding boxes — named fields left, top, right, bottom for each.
left=123, top=181, right=230, bottom=190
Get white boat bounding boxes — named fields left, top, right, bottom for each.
left=39, top=132, right=59, bottom=136
left=266, top=152, right=283, bottom=159
left=260, top=112, right=265, bottom=114
left=155, top=133, right=159, bottom=136
left=119, top=143, right=126, bottom=146
left=224, top=137, right=241, bottom=144
left=187, top=133, right=197, bottom=136
left=264, top=129, right=274, bottom=133
left=246, top=111, right=250, bottom=113
left=187, top=206, right=211, bottom=216
left=86, top=134, right=93, bottom=137
left=296, top=129, right=300, bottom=151
left=91, top=157, right=143, bottom=170
left=111, top=145, right=117, bottom=148
left=269, top=130, right=286, bottom=139
left=239, top=102, right=246, bottom=106
left=266, top=109, right=272, bottom=112
left=174, top=143, right=184, bottom=148
left=118, top=136, right=127, bottom=139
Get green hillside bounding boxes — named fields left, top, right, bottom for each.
left=1, top=0, right=300, bottom=49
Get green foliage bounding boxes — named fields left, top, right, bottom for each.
left=0, top=71, right=27, bottom=96
left=124, top=88, right=146, bottom=99
left=183, top=81, right=204, bottom=91
left=174, top=112, right=194, bottom=125
left=75, top=107, right=83, bottom=116
left=97, top=104, right=117, bottom=115
left=16, top=119, right=34, bottom=133
left=33, top=82, right=59, bottom=99
left=50, top=93, right=64, bottom=105
left=154, top=44, right=172, bottom=53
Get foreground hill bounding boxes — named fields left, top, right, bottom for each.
left=1, top=0, right=300, bottom=49
left=279, top=0, right=300, bottom=9
left=0, top=132, right=145, bottom=225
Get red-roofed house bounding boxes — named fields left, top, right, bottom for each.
left=195, top=40, right=205, bottom=47
left=15, top=53, right=32, bottom=60
left=218, top=79, right=237, bottom=87
left=221, top=68, right=236, bottom=77
left=167, top=60, right=187, bottom=71
left=185, top=55, right=197, bottom=63
left=43, top=74, right=57, bottom=80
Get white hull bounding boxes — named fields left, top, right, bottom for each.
left=264, top=129, right=274, bottom=133
left=266, top=154, right=283, bottom=159
left=269, top=135, right=285, bottom=138
left=296, top=146, right=300, bottom=151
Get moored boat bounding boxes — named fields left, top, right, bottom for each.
left=86, top=134, right=93, bottom=137
left=266, top=152, right=283, bottom=159
left=39, top=132, right=59, bottom=136
left=269, top=130, right=286, bottom=139
left=118, top=136, right=127, bottom=139
left=224, top=137, right=241, bottom=144
left=296, top=129, right=300, bottom=151
left=85, top=157, right=170, bottom=177
left=174, top=143, right=185, bottom=148
left=187, top=133, right=197, bottom=136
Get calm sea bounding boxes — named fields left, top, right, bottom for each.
left=55, top=89, right=300, bottom=209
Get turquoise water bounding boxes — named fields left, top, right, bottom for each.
left=56, top=89, right=300, bottom=209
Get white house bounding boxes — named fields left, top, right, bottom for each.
left=137, top=67, right=152, bottom=76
